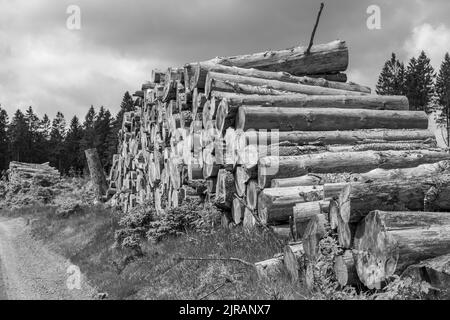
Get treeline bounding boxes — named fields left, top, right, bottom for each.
left=0, top=91, right=136, bottom=175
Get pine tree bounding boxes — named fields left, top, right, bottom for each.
left=8, top=109, right=29, bottom=162
left=405, top=51, right=436, bottom=112
left=94, top=106, right=114, bottom=169
left=376, top=53, right=406, bottom=95
left=0, top=105, right=9, bottom=171
left=435, top=52, right=450, bottom=147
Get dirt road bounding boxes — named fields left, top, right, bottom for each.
left=0, top=216, right=96, bottom=300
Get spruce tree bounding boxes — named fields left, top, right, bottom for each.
left=405, top=51, right=436, bottom=112
left=375, top=53, right=406, bottom=95
left=8, top=109, right=29, bottom=162
left=435, top=52, right=450, bottom=146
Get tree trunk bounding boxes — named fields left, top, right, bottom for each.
left=302, top=214, right=326, bottom=262
left=292, top=201, right=329, bottom=239
left=257, top=186, right=324, bottom=225
left=257, top=150, right=450, bottom=188
left=85, top=148, right=108, bottom=201
left=255, top=244, right=304, bottom=280
left=214, top=169, right=235, bottom=210
left=271, top=175, right=323, bottom=188
left=236, top=107, right=428, bottom=132
left=194, top=63, right=369, bottom=92
left=211, top=40, right=348, bottom=76
left=205, top=72, right=366, bottom=98
left=354, top=210, right=450, bottom=289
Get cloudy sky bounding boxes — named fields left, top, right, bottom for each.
left=1, top=0, right=450, bottom=120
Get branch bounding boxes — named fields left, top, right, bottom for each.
left=306, top=2, right=325, bottom=55
left=181, top=257, right=255, bottom=269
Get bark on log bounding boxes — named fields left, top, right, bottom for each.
left=258, top=150, right=450, bottom=188
left=302, top=214, right=326, bottom=262
left=236, top=107, right=428, bottom=132
left=354, top=210, right=450, bottom=289
left=242, top=129, right=436, bottom=147
left=205, top=72, right=366, bottom=98
left=234, top=166, right=251, bottom=197
left=194, top=63, right=369, bottom=92
left=246, top=179, right=260, bottom=210
left=257, top=186, right=324, bottom=225
left=85, top=148, right=108, bottom=201
left=211, top=40, right=348, bottom=76
left=271, top=175, right=323, bottom=188
left=293, top=201, right=328, bottom=239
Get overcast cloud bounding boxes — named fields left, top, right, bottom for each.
left=1, top=0, right=450, bottom=120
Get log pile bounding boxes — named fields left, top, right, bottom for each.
left=8, top=161, right=60, bottom=185
left=106, top=37, right=450, bottom=291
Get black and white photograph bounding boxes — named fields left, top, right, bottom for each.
left=1, top=0, right=450, bottom=306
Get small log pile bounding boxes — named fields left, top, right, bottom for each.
left=8, top=161, right=60, bottom=185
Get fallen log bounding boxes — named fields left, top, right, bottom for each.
left=246, top=179, right=260, bottom=210
left=193, top=63, right=370, bottom=92
left=292, top=200, right=329, bottom=239
left=309, top=73, right=347, bottom=82
left=236, top=107, right=428, bottom=131
left=257, top=186, right=324, bottom=225
left=232, top=197, right=245, bottom=225
left=211, top=40, right=348, bottom=76
left=205, top=72, right=366, bottom=98
left=354, top=210, right=450, bottom=289
left=258, top=150, right=450, bottom=188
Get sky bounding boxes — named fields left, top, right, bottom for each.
left=1, top=0, right=450, bottom=121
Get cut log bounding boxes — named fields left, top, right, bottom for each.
left=243, top=207, right=257, bottom=229
left=310, top=73, right=347, bottom=82
left=284, top=245, right=300, bottom=283
left=334, top=250, right=359, bottom=287
left=211, top=40, right=348, bottom=76
left=302, top=214, right=326, bottom=262
left=257, top=150, right=450, bottom=188
left=232, top=197, right=245, bottom=225
left=214, top=169, right=235, bottom=210
left=193, top=64, right=369, bottom=93
left=205, top=72, right=366, bottom=98
left=271, top=175, right=323, bottom=188
left=242, top=129, right=436, bottom=147
left=354, top=210, right=450, bottom=289
left=234, top=166, right=251, bottom=197
left=255, top=244, right=304, bottom=280
left=257, top=186, right=324, bottom=225
left=292, top=201, right=328, bottom=238
left=85, top=148, right=108, bottom=201
left=236, top=107, right=428, bottom=131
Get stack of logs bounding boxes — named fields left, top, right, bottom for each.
left=107, top=39, right=450, bottom=290
left=8, top=161, right=60, bottom=185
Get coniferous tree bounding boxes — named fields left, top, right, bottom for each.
left=376, top=53, right=406, bottom=95
left=0, top=106, right=9, bottom=171
left=405, top=51, right=436, bottom=112
left=435, top=53, right=450, bottom=147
